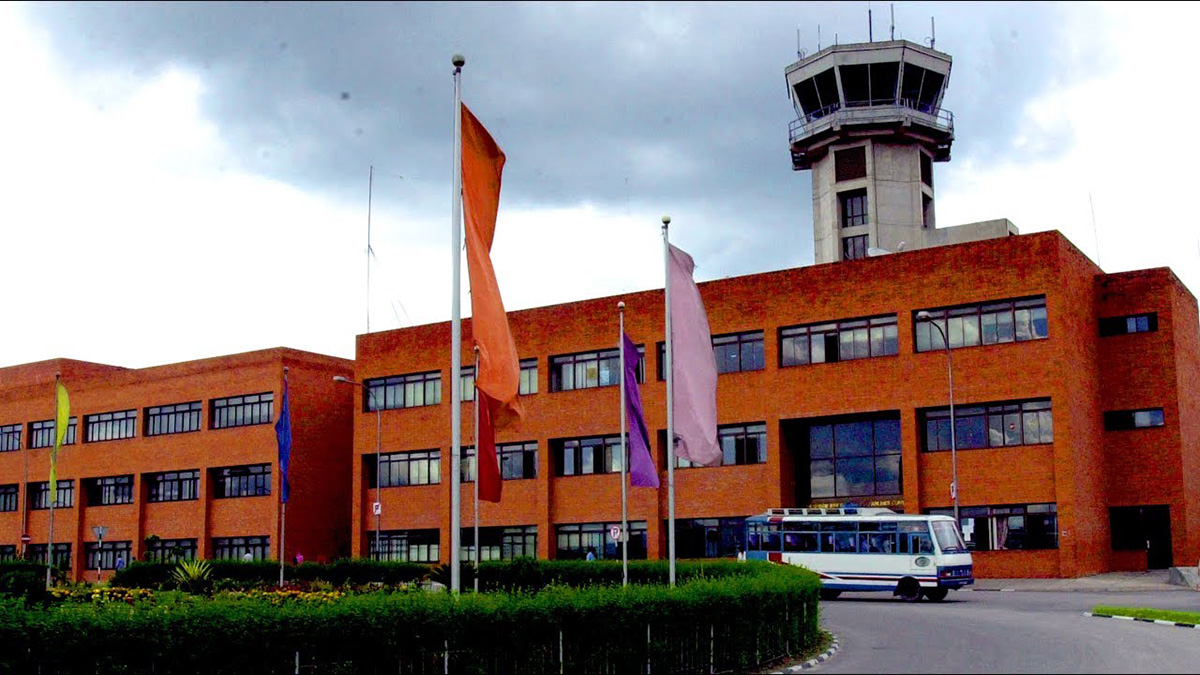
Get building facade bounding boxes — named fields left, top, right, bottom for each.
left=0, top=349, right=353, bottom=582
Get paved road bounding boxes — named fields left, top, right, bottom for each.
left=815, top=590, right=1200, bottom=673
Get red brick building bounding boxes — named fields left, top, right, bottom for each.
left=349, top=231, right=1199, bottom=578
left=0, top=349, right=353, bottom=582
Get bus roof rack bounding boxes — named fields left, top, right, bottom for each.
left=767, top=507, right=897, bottom=517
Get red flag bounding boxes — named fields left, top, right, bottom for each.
left=462, top=103, right=522, bottom=502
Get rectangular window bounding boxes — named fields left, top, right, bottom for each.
left=840, top=189, right=868, bottom=227
left=0, top=424, right=20, bottom=452
left=920, top=152, right=933, bottom=187
left=929, top=503, right=1058, bottom=551
left=712, top=331, right=765, bottom=374
left=365, top=372, right=442, bottom=411
left=553, top=435, right=624, bottom=476
left=1103, top=408, right=1166, bottom=431
left=0, top=545, right=15, bottom=562
left=146, top=470, right=199, bottom=503
left=29, top=480, right=73, bottom=509
left=369, top=529, right=440, bottom=563
left=780, top=315, right=897, bottom=366
left=675, top=423, right=767, bottom=469
left=143, top=537, right=197, bottom=562
left=369, top=450, right=442, bottom=488
left=460, top=367, right=476, bottom=402
left=468, top=441, right=538, bottom=481
left=808, top=415, right=901, bottom=500
left=922, top=399, right=1053, bottom=451
left=212, top=536, right=270, bottom=561
left=27, top=543, right=71, bottom=569
left=842, top=234, right=868, bottom=261
left=461, top=525, right=538, bottom=562
left=460, top=446, right=476, bottom=483
left=85, top=540, right=131, bottom=570
left=211, top=392, right=274, bottom=429
left=30, top=417, right=77, bottom=449
left=0, top=484, right=17, bottom=512
left=915, top=296, right=1048, bottom=352
left=556, top=521, right=647, bottom=560
left=84, top=475, right=134, bottom=506
left=145, top=401, right=202, bottom=436
left=85, top=409, right=137, bottom=443
left=675, top=517, right=748, bottom=558
left=550, top=347, right=644, bottom=392
left=212, top=465, right=271, bottom=498
left=1099, top=313, right=1158, bottom=337
left=519, top=359, right=539, bottom=395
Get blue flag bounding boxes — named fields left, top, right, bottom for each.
left=275, top=378, right=292, bottom=504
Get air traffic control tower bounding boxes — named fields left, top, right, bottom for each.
left=786, top=40, right=1016, bottom=263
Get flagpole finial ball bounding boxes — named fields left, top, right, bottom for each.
left=452, top=54, right=465, bottom=67
left=662, top=215, right=671, bottom=225
left=618, top=301, right=626, bottom=310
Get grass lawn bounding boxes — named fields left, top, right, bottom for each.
left=1092, top=605, right=1200, bottom=624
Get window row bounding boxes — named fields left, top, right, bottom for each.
left=1099, top=313, right=1157, bottom=337
left=926, top=503, right=1058, bottom=551
left=922, top=399, right=1053, bottom=452
left=460, top=442, right=538, bottom=482
left=9, top=537, right=261, bottom=569
left=6, top=466, right=266, bottom=511
left=914, top=296, right=1048, bottom=352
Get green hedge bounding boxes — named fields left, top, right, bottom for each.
left=0, top=560, right=819, bottom=675
left=110, top=558, right=430, bottom=589
left=0, top=561, right=63, bottom=604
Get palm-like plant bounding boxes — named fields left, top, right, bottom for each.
left=171, top=558, right=213, bottom=595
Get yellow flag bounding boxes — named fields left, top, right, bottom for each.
left=49, top=382, right=69, bottom=499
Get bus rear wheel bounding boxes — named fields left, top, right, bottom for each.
left=896, top=578, right=922, bottom=602
left=819, top=589, right=842, bottom=600
left=923, top=588, right=949, bottom=602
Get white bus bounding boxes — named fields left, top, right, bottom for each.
left=743, top=507, right=973, bottom=601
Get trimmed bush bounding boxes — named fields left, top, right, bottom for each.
left=0, top=561, right=63, bottom=604
left=111, top=558, right=431, bottom=590
left=0, top=560, right=819, bottom=674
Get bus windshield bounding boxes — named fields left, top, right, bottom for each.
left=932, top=521, right=968, bottom=553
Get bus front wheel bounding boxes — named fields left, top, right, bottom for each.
left=896, top=578, right=922, bottom=602
left=923, top=587, right=949, bottom=602
left=819, top=589, right=842, bottom=600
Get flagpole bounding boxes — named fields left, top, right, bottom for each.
left=367, top=165, right=374, bottom=334
left=279, top=367, right=289, bottom=587
left=46, top=373, right=59, bottom=590
left=662, top=215, right=676, bottom=588
left=618, top=302, right=629, bottom=587
left=449, top=53, right=466, bottom=595
left=473, top=346, right=480, bottom=593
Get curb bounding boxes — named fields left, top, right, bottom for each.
left=1083, top=611, right=1200, bottom=629
left=766, top=634, right=840, bottom=673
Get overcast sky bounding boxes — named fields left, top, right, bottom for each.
left=2, top=2, right=1197, bottom=370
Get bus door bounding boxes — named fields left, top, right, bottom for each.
left=899, top=522, right=936, bottom=574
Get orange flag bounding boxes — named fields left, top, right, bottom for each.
left=461, top=103, right=522, bottom=502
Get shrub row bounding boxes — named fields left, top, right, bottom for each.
left=110, top=558, right=431, bottom=589
left=0, top=560, right=819, bottom=675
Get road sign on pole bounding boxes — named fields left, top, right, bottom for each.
left=609, top=525, right=623, bottom=542
left=19, top=533, right=31, bottom=545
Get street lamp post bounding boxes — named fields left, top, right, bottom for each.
left=91, top=525, right=108, bottom=585
left=916, top=311, right=959, bottom=525
left=333, top=376, right=383, bottom=560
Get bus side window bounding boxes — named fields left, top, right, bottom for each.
left=819, top=533, right=834, bottom=553
left=799, top=532, right=819, bottom=553
left=833, top=532, right=857, bottom=553
left=912, top=534, right=934, bottom=555
left=896, top=534, right=909, bottom=554
left=765, top=529, right=782, bottom=551
left=783, top=533, right=801, bottom=552
left=747, top=532, right=761, bottom=550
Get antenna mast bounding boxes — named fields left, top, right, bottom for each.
left=366, top=165, right=374, bottom=333
left=868, top=3, right=873, bottom=42
left=890, top=4, right=895, bottom=40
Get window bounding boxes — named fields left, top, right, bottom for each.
left=85, top=541, right=131, bottom=570
left=145, top=401, right=202, bottom=436
left=144, top=538, right=197, bottom=562
left=213, top=536, right=270, bottom=561
left=469, top=441, right=538, bottom=481
left=519, top=358, right=539, bottom=395
left=211, top=392, right=274, bottom=429
left=929, top=503, right=1058, bottom=551
left=30, top=480, right=73, bottom=509
left=550, top=347, right=644, bottom=392
left=556, top=521, right=647, bottom=560
left=0, top=484, right=17, bottom=512
left=915, top=296, right=1048, bottom=352
left=365, top=372, right=441, bottom=411
left=922, top=193, right=934, bottom=229
left=460, top=367, right=475, bottom=402
left=27, top=543, right=71, bottom=569
left=0, top=546, right=15, bottom=562
left=920, top=152, right=933, bottom=187
left=213, top=465, right=271, bottom=498
left=554, top=435, right=624, bottom=476
left=922, top=399, right=1053, bottom=452
left=369, top=529, right=439, bottom=563
left=842, top=235, right=868, bottom=261
left=675, top=517, right=747, bottom=558
left=840, top=189, right=868, bottom=227
left=1099, top=313, right=1158, bottom=337
left=808, top=416, right=901, bottom=500
left=146, top=470, right=199, bottom=502
left=835, top=147, right=867, bottom=182
left=460, top=446, right=476, bottom=483
left=369, top=450, right=441, bottom=488
left=0, top=424, right=20, bottom=452
left=461, top=525, right=538, bottom=562
left=30, top=417, right=77, bottom=449
left=780, top=315, right=897, bottom=366
left=1104, top=408, right=1165, bottom=431
left=712, top=331, right=765, bottom=374
left=85, top=410, right=137, bottom=443
left=84, top=475, right=134, bottom=506
left=675, top=423, right=766, bottom=469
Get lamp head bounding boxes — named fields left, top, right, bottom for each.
left=618, top=301, right=625, bottom=310
left=916, top=311, right=932, bottom=321
left=332, top=375, right=349, bottom=383
left=661, top=215, right=671, bottom=225
left=452, top=54, right=465, bottom=67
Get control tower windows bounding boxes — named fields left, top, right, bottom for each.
left=840, top=189, right=868, bottom=228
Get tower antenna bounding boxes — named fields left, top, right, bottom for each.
left=890, top=4, right=895, bottom=40
left=869, top=2, right=874, bottom=42
left=797, top=27, right=802, bottom=58
left=818, top=25, right=822, bottom=51
left=1089, top=191, right=1102, bottom=269
left=929, top=17, right=936, bottom=49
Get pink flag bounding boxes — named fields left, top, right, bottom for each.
left=668, top=244, right=721, bottom=466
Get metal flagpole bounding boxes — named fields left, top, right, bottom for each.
left=449, top=53, right=466, bottom=595
left=618, top=302, right=629, bottom=587
left=46, top=373, right=59, bottom=590
left=279, top=367, right=289, bottom=587
left=473, top=346, right=480, bottom=593
left=367, top=165, right=374, bottom=334
left=662, top=216, right=676, bottom=588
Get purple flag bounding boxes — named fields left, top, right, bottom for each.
left=623, top=332, right=659, bottom=488
left=668, top=244, right=721, bottom=466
